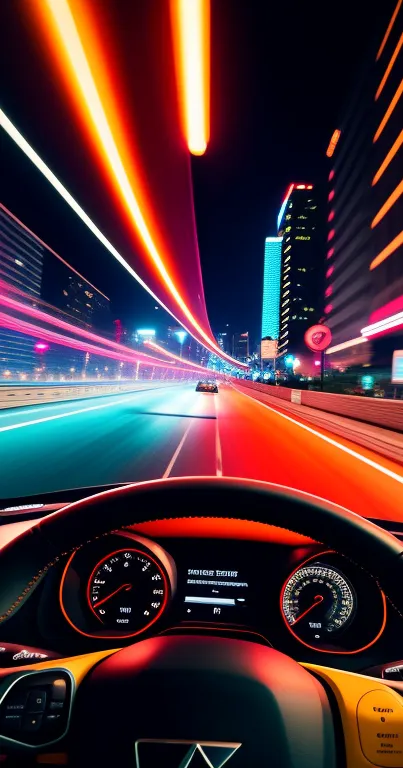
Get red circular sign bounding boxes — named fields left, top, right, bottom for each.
left=304, top=324, right=332, bottom=352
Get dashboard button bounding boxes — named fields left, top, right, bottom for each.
left=49, top=700, right=64, bottom=711
left=1, top=713, right=22, bottom=731
left=357, top=690, right=403, bottom=767
left=22, top=713, right=43, bottom=732
left=27, top=690, right=47, bottom=712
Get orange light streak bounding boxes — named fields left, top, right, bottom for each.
left=373, top=80, right=403, bottom=142
left=376, top=0, right=402, bottom=60
left=40, top=1, right=243, bottom=368
left=372, top=130, right=403, bottom=185
left=371, top=179, right=403, bottom=228
left=170, top=0, right=210, bottom=155
left=369, top=231, right=403, bottom=270
left=326, top=129, right=341, bottom=157
left=375, top=32, right=403, bottom=100
left=144, top=339, right=209, bottom=373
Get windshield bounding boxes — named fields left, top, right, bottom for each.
left=1, top=1, right=402, bottom=523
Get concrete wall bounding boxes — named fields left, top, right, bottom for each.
left=0, top=381, right=186, bottom=410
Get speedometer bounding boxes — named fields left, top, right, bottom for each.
left=281, top=561, right=356, bottom=646
left=87, top=548, right=169, bottom=636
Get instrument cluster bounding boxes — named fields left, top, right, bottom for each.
left=55, top=531, right=389, bottom=657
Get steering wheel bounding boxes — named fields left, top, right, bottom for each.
left=0, top=477, right=402, bottom=767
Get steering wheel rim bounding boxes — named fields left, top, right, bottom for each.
left=0, top=476, right=402, bottom=624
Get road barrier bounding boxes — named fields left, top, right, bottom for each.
left=0, top=380, right=188, bottom=410
left=234, top=379, right=403, bottom=432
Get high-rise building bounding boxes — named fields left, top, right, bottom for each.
left=0, top=203, right=112, bottom=376
left=232, top=332, right=249, bottom=362
left=216, top=331, right=230, bottom=354
left=277, top=185, right=322, bottom=358
left=324, top=1, right=403, bottom=369
left=261, top=237, right=283, bottom=340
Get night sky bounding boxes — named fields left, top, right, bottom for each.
left=1, top=0, right=393, bottom=345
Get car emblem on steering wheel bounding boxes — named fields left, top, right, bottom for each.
left=135, top=739, right=242, bottom=767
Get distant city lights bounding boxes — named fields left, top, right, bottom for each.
left=34, top=341, right=49, bottom=352
left=137, top=329, right=156, bottom=336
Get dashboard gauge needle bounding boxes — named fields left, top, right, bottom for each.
left=94, top=583, right=132, bottom=610
left=292, top=594, right=324, bottom=625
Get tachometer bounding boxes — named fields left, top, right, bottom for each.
left=87, top=548, right=168, bottom=635
left=281, top=561, right=356, bottom=645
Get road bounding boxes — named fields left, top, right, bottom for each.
left=0, top=383, right=402, bottom=521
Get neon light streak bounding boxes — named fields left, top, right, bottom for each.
left=144, top=339, right=207, bottom=373
left=327, top=248, right=334, bottom=259
left=277, top=184, right=294, bottom=231
left=361, top=311, right=403, bottom=337
left=328, top=190, right=335, bottom=201
left=170, top=0, right=210, bottom=155
left=372, top=130, right=403, bottom=185
left=370, top=231, right=403, bottom=270
left=371, top=179, right=403, bottom=228
left=376, top=0, right=402, bottom=60
left=373, top=80, right=403, bottom=142
left=328, top=170, right=335, bottom=181
left=42, top=1, right=218, bottom=356
left=326, top=129, right=341, bottom=157
left=375, top=33, right=403, bottom=100
left=328, top=229, right=335, bottom=241
left=326, top=337, right=368, bottom=355
left=0, top=109, right=246, bottom=369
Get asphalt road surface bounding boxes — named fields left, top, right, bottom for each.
left=0, top=382, right=402, bottom=521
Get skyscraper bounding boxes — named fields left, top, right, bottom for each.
left=232, top=332, right=249, bottom=362
left=324, top=1, right=403, bottom=369
left=261, top=237, right=282, bottom=339
left=277, top=185, right=322, bottom=358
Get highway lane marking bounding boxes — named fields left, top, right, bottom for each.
left=214, top=396, right=223, bottom=477
left=0, top=392, right=148, bottom=433
left=162, top=421, right=194, bottom=478
left=235, top=387, right=403, bottom=486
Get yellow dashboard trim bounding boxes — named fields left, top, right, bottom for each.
left=302, top=663, right=403, bottom=768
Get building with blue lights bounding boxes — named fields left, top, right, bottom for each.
left=261, top=237, right=282, bottom=340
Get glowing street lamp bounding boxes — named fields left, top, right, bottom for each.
left=175, top=330, right=188, bottom=357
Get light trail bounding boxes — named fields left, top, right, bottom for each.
left=0, top=108, right=246, bottom=370
left=34, top=1, right=243, bottom=368
left=170, top=0, right=210, bottom=155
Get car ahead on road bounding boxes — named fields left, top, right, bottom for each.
left=195, top=380, right=219, bottom=393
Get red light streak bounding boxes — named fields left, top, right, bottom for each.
left=326, top=130, right=341, bottom=157
left=27, top=3, right=245, bottom=370
left=327, top=229, right=335, bottom=242
left=328, top=210, right=335, bottom=222
left=328, top=170, right=335, bottom=181
left=325, top=286, right=333, bottom=298
left=328, top=190, right=335, bottom=201
left=327, top=248, right=334, bottom=259
left=326, top=266, right=334, bottom=278
left=324, top=304, right=333, bottom=314
left=376, top=0, right=402, bottom=60
left=144, top=339, right=209, bottom=373
left=361, top=312, right=403, bottom=337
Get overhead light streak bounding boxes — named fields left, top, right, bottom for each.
left=0, top=109, right=245, bottom=370
left=372, top=130, right=403, bottom=185
left=326, top=337, right=368, bottom=355
left=361, top=311, right=403, bottom=337
left=144, top=339, right=209, bottom=373
left=376, top=0, right=402, bottom=60
left=326, top=130, right=341, bottom=157
left=170, top=0, right=210, bottom=155
left=373, top=80, right=403, bottom=142
left=371, top=179, right=403, bottom=228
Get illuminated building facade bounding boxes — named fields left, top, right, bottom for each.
left=277, top=185, right=322, bottom=358
left=325, top=0, right=403, bottom=369
left=261, top=237, right=283, bottom=339
left=232, top=332, right=249, bottom=362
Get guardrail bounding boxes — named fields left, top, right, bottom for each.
left=234, top=379, right=403, bottom=432
left=0, top=380, right=186, bottom=410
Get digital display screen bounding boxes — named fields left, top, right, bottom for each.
left=183, top=566, right=249, bottom=622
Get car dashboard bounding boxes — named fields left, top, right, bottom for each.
left=1, top=515, right=402, bottom=679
